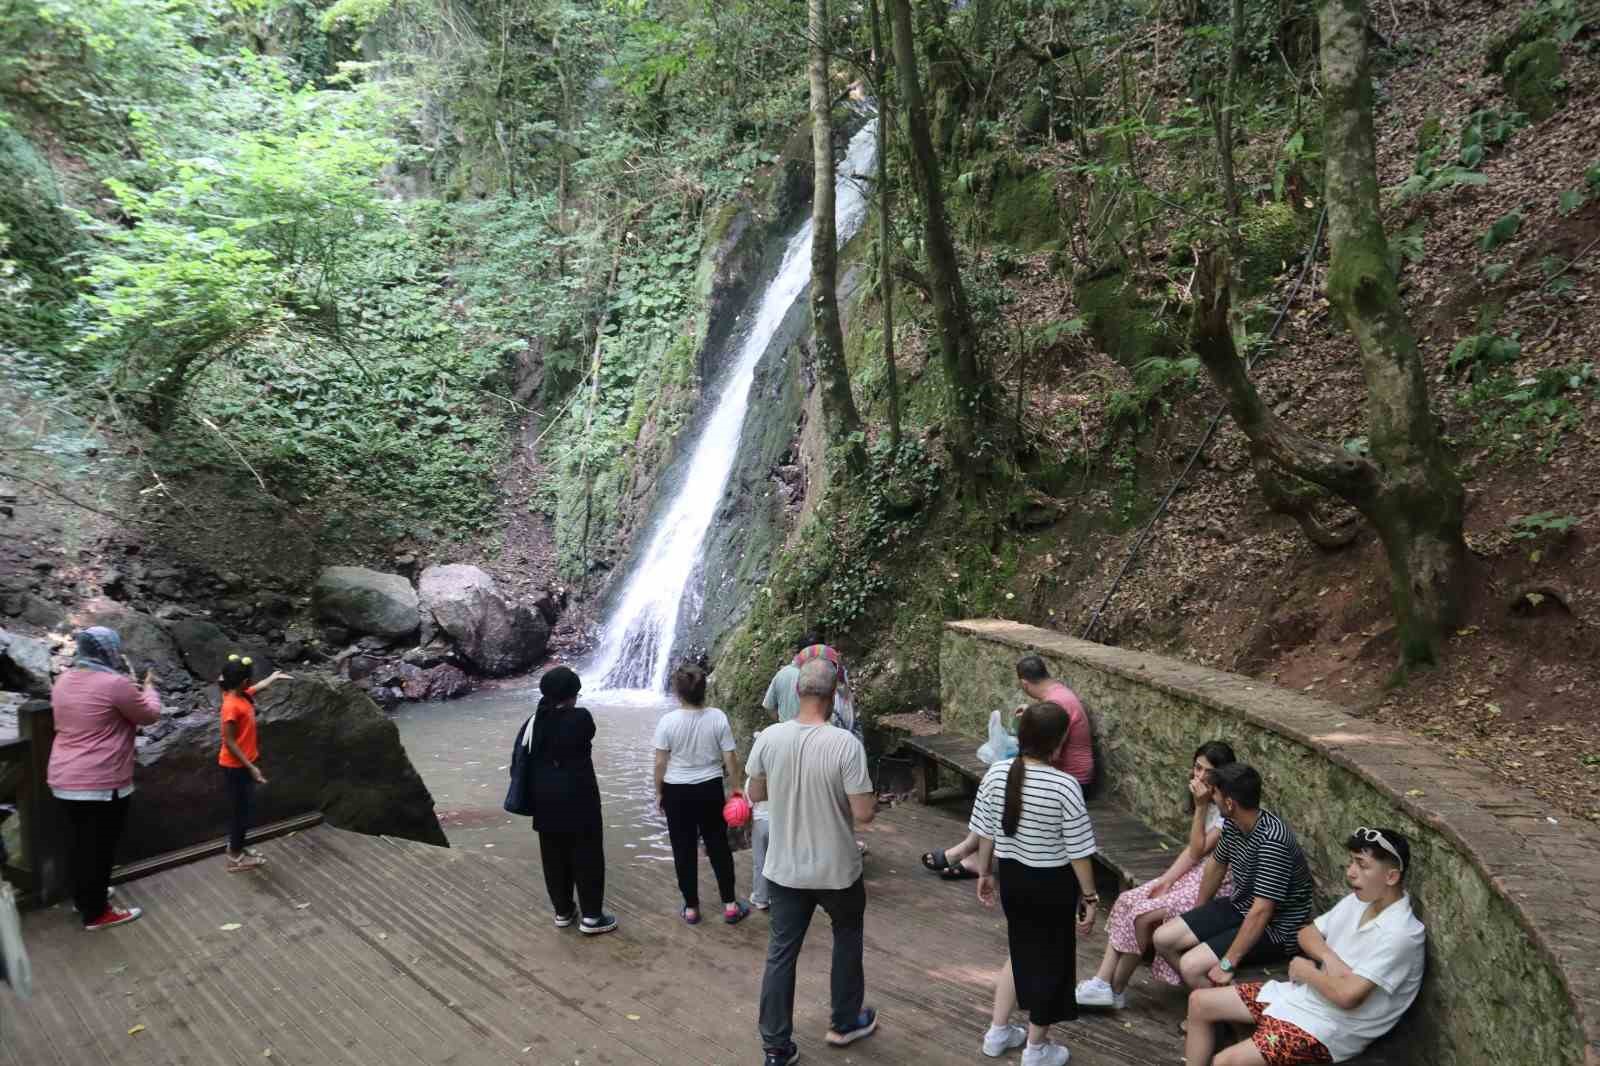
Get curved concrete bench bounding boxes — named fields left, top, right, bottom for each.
left=941, top=619, right=1598, bottom=1066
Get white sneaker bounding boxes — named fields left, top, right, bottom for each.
left=1021, top=1042, right=1070, bottom=1066
left=1074, top=977, right=1126, bottom=1010
left=982, top=1024, right=1027, bottom=1057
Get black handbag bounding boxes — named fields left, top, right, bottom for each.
left=504, top=713, right=537, bottom=816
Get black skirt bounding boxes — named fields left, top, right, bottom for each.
left=997, top=858, right=1080, bottom=1027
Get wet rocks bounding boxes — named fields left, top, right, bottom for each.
left=313, top=566, right=420, bottom=640
left=123, top=675, right=447, bottom=860
left=417, top=564, right=547, bottom=677
left=0, top=628, right=51, bottom=696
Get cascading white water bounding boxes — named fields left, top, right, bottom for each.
left=585, top=120, right=879, bottom=694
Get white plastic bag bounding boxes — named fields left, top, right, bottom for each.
left=976, top=709, right=1018, bottom=764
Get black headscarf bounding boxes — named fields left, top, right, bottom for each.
left=529, top=666, right=582, bottom=755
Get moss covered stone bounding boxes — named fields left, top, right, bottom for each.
left=1239, top=201, right=1310, bottom=292
left=1502, top=38, right=1563, bottom=121
left=1075, top=271, right=1179, bottom=368
left=988, top=168, right=1061, bottom=251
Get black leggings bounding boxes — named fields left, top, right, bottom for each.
left=222, top=766, right=255, bottom=854
left=61, top=793, right=130, bottom=922
left=661, top=778, right=736, bottom=908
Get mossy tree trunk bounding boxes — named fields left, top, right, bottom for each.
left=1190, top=0, right=1468, bottom=667
left=887, top=0, right=989, bottom=464
left=808, top=0, right=865, bottom=471
left=867, top=0, right=902, bottom=453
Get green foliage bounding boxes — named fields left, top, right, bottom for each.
left=1556, top=163, right=1600, bottom=216
left=1460, top=362, right=1594, bottom=461
left=1478, top=211, right=1523, bottom=252
left=1485, top=0, right=1591, bottom=73
left=1447, top=331, right=1520, bottom=379
left=1510, top=511, right=1580, bottom=540
left=1502, top=38, right=1564, bottom=121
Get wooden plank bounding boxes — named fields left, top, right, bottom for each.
left=108, top=811, right=324, bottom=886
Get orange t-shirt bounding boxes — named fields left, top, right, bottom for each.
left=219, top=687, right=259, bottom=768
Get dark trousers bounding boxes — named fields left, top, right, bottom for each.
left=661, top=778, right=736, bottom=908
left=222, top=766, right=255, bottom=854
left=998, top=859, right=1079, bottom=1026
left=758, top=876, right=866, bottom=1050
left=538, top=830, right=605, bottom=920
left=61, top=794, right=130, bottom=922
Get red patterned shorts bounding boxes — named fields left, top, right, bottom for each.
left=1235, top=982, right=1333, bottom=1066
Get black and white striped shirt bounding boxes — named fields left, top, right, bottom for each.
left=969, top=759, right=1097, bottom=867
left=1214, top=808, right=1315, bottom=947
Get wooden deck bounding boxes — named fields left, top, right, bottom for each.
left=0, top=803, right=1198, bottom=1066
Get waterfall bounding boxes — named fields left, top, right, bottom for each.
left=585, top=120, right=879, bottom=694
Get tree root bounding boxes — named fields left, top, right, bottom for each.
left=1252, top=454, right=1360, bottom=550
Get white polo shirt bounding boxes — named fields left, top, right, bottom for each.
left=1256, top=892, right=1426, bottom=1062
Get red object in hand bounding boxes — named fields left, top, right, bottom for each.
left=723, top=791, right=752, bottom=828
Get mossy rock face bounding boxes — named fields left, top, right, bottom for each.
left=1502, top=38, right=1563, bottom=121
left=1239, top=201, right=1311, bottom=292
left=989, top=167, right=1061, bottom=251
left=1076, top=271, right=1179, bottom=368
left=0, top=126, right=75, bottom=298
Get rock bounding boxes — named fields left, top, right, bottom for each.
left=276, top=639, right=305, bottom=662
left=398, top=662, right=471, bottom=701
left=85, top=602, right=187, bottom=688
left=0, top=629, right=52, bottom=695
left=122, top=676, right=448, bottom=860
left=531, top=591, right=561, bottom=626
left=168, top=618, right=260, bottom=683
left=417, top=564, right=547, bottom=677
left=101, top=568, right=127, bottom=598
left=393, top=553, right=418, bottom=577
left=313, top=567, right=419, bottom=639
left=402, top=639, right=454, bottom=668
left=256, top=591, right=292, bottom=619
left=17, top=594, right=66, bottom=630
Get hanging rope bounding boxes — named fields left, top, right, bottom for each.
left=1081, top=208, right=1328, bottom=642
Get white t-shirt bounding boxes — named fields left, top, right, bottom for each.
left=968, top=759, right=1097, bottom=868
left=1257, top=892, right=1426, bottom=1062
left=747, top=721, right=873, bottom=890
left=1205, top=802, right=1224, bottom=834
left=652, top=706, right=736, bottom=785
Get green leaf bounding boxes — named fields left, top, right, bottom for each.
left=1558, top=188, right=1587, bottom=216
left=1479, top=212, right=1522, bottom=252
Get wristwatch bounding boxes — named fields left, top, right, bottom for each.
left=1218, top=957, right=1235, bottom=974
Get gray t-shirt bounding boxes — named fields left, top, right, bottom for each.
left=746, top=720, right=872, bottom=890
left=762, top=664, right=801, bottom=723
left=652, top=706, right=736, bottom=785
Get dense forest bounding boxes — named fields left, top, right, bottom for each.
left=3, top=1, right=1599, bottom=817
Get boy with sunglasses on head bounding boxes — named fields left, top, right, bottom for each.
left=218, top=654, right=290, bottom=873
left=1182, top=827, right=1426, bottom=1066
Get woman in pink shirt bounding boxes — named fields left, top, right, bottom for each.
left=921, top=655, right=1094, bottom=880
left=47, top=626, right=162, bottom=929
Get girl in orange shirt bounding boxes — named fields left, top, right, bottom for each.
left=218, top=655, right=289, bottom=872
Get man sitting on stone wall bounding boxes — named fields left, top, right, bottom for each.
left=1181, top=827, right=1426, bottom=1065
left=1152, top=764, right=1315, bottom=988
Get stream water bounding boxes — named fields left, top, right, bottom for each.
left=393, top=686, right=679, bottom=862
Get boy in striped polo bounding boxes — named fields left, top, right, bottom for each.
left=1153, top=763, right=1315, bottom=989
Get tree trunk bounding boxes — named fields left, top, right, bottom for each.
left=1319, top=0, right=1467, bottom=662
left=808, top=0, right=865, bottom=469
left=868, top=0, right=901, bottom=453
left=887, top=0, right=988, bottom=460
left=1214, top=0, right=1245, bottom=222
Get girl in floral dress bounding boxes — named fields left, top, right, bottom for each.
left=1075, top=741, right=1236, bottom=1008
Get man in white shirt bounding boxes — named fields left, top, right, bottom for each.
left=748, top=658, right=879, bottom=1066
left=1182, top=827, right=1426, bottom=1065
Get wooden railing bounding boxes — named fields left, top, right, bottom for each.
left=0, top=700, right=67, bottom=907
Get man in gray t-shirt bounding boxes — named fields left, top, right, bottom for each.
left=747, top=659, right=879, bottom=1063
left=761, top=662, right=801, bottom=724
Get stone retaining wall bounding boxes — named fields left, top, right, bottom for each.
left=941, top=619, right=1598, bottom=1066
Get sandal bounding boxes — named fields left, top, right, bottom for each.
left=921, top=849, right=949, bottom=872
left=939, top=860, right=979, bottom=880
left=724, top=901, right=751, bottom=925
left=681, top=906, right=701, bottom=925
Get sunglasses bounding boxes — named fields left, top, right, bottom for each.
left=1354, top=826, right=1404, bottom=871
left=227, top=653, right=254, bottom=667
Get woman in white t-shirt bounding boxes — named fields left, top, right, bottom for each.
left=653, top=664, right=749, bottom=925
left=1076, top=740, right=1237, bottom=1009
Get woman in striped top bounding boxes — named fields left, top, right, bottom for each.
left=971, top=702, right=1100, bottom=1066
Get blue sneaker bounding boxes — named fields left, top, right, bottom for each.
left=826, top=1007, right=878, bottom=1046
left=762, top=1044, right=799, bottom=1066
left=579, top=912, right=618, bottom=935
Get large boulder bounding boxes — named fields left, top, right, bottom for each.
left=0, top=628, right=51, bottom=696
left=168, top=617, right=273, bottom=683
left=82, top=601, right=189, bottom=691
left=313, top=567, right=419, bottom=639
left=122, top=675, right=447, bottom=860
left=398, top=662, right=471, bottom=701
left=417, top=564, right=547, bottom=677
